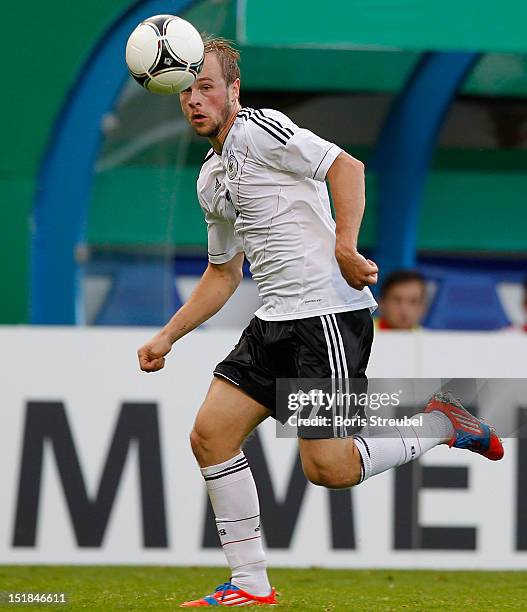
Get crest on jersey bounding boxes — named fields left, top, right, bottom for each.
left=227, top=153, right=239, bottom=179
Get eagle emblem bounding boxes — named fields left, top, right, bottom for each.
left=227, top=152, right=239, bottom=180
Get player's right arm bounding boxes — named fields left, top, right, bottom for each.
left=137, top=252, right=244, bottom=372
left=138, top=156, right=244, bottom=373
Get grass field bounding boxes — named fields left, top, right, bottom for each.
left=1, top=566, right=526, bottom=610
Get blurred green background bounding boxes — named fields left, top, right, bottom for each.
left=2, top=0, right=527, bottom=323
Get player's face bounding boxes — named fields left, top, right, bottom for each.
left=379, top=281, right=427, bottom=330
left=179, top=53, right=236, bottom=138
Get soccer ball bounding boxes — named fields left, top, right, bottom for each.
left=125, top=15, right=204, bottom=95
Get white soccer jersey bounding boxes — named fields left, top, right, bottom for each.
left=196, top=107, right=377, bottom=321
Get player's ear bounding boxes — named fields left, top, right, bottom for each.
left=230, top=78, right=240, bottom=103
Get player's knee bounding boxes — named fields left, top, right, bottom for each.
left=190, top=422, right=243, bottom=466
left=189, top=426, right=213, bottom=462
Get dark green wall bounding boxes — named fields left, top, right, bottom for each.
left=243, top=0, right=527, bottom=53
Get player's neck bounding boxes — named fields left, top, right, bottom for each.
left=209, top=102, right=241, bottom=154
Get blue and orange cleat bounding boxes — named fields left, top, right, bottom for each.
left=180, top=582, right=278, bottom=607
left=424, top=392, right=504, bottom=461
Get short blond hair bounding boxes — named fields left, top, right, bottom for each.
left=202, top=35, right=240, bottom=86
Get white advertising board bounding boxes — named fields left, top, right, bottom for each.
left=1, top=327, right=526, bottom=568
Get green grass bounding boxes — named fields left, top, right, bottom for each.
left=0, top=566, right=526, bottom=610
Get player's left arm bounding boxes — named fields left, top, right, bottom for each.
left=326, top=152, right=378, bottom=291
left=244, top=110, right=376, bottom=290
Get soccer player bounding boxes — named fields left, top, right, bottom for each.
left=137, top=38, right=504, bottom=607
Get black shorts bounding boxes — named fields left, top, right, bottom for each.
left=213, top=308, right=374, bottom=438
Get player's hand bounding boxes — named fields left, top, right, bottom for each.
left=137, top=333, right=173, bottom=372
left=335, top=245, right=378, bottom=291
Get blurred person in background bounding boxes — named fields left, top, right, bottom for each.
left=377, top=270, right=427, bottom=330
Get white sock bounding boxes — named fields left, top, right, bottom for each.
left=201, top=451, right=271, bottom=596
left=354, top=411, right=454, bottom=483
